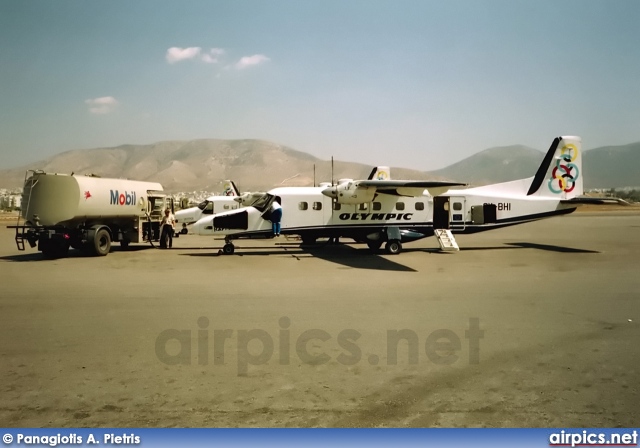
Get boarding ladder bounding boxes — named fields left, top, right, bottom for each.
left=435, top=229, right=459, bottom=252
left=13, top=170, right=38, bottom=251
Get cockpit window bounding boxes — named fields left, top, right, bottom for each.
left=202, top=202, right=214, bottom=214
left=251, top=193, right=274, bottom=213
left=197, top=200, right=209, bottom=211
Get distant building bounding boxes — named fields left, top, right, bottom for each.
left=10, top=195, right=21, bottom=209
left=0, top=193, right=22, bottom=210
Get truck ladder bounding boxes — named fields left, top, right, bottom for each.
left=435, top=229, right=459, bottom=252
left=11, top=170, right=39, bottom=251
left=15, top=228, right=26, bottom=251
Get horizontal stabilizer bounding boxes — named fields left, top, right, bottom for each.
left=561, top=197, right=632, bottom=206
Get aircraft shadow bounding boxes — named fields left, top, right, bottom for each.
left=505, top=242, right=600, bottom=254
left=302, top=245, right=418, bottom=272
left=182, top=243, right=418, bottom=272
left=0, top=245, right=156, bottom=262
left=454, top=243, right=600, bottom=254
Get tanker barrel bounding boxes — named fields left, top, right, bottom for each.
left=21, top=172, right=163, bottom=227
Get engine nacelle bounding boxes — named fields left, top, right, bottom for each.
left=321, top=182, right=376, bottom=204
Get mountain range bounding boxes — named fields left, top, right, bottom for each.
left=0, top=139, right=637, bottom=191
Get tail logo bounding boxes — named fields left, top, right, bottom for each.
left=223, top=183, right=235, bottom=196
left=548, top=144, right=580, bottom=194
left=376, top=171, right=389, bottom=180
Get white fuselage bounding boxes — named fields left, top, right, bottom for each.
left=192, top=184, right=576, bottom=242
left=175, top=196, right=240, bottom=226
left=192, top=135, right=584, bottom=252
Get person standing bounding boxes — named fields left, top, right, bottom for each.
left=270, top=200, right=282, bottom=236
left=160, top=208, right=176, bottom=248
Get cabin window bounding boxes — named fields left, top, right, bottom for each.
left=358, top=203, right=368, bottom=211
left=333, top=202, right=341, bottom=211
left=223, top=204, right=230, bottom=210
left=313, top=202, right=322, bottom=211
left=396, top=202, right=405, bottom=211
left=373, top=202, right=381, bottom=211
left=453, top=202, right=463, bottom=211
left=299, top=202, right=309, bottom=211
left=415, top=202, right=424, bottom=211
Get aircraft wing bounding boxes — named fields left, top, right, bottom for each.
left=355, top=180, right=467, bottom=197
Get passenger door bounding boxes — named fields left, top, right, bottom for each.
left=449, top=196, right=466, bottom=230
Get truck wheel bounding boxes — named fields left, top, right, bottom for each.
left=385, top=240, right=402, bottom=255
left=56, top=242, right=70, bottom=258
left=367, top=240, right=383, bottom=251
left=41, top=241, right=57, bottom=259
left=42, top=240, right=69, bottom=259
left=222, top=243, right=235, bottom=255
left=93, top=229, right=111, bottom=256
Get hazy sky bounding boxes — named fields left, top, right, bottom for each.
left=1, top=0, right=639, bottom=171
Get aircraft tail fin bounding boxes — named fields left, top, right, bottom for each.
left=527, top=136, right=583, bottom=199
left=367, top=166, right=391, bottom=180
left=222, top=180, right=240, bottom=196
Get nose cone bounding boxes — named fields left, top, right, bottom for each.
left=174, top=208, right=193, bottom=224
left=321, top=186, right=337, bottom=198
left=192, top=216, right=213, bottom=235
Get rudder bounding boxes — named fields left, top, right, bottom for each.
left=222, top=180, right=240, bottom=196
left=527, top=136, right=582, bottom=199
left=367, top=166, right=391, bottom=180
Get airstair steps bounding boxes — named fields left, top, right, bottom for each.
left=435, top=229, right=459, bottom=252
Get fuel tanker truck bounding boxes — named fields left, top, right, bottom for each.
left=10, top=171, right=174, bottom=258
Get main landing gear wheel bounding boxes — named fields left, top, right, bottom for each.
left=222, top=243, right=235, bottom=255
left=367, top=240, right=383, bottom=251
left=385, top=239, right=402, bottom=255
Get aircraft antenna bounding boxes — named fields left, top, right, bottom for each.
left=313, top=164, right=316, bottom=187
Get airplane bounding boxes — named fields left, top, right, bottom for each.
left=176, top=168, right=392, bottom=234
left=192, top=136, right=586, bottom=255
left=174, top=181, right=262, bottom=234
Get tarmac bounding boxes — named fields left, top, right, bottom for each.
left=0, top=210, right=639, bottom=427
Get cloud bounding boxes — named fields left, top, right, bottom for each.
left=166, top=47, right=202, bottom=64
left=234, top=54, right=270, bottom=70
left=201, top=48, right=225, bottom=64
left=85, top=96, right=118, bottom=114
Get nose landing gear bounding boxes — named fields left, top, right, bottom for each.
left=222, top=238, right=235, bottom=255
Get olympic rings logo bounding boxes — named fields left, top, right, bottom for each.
left=548, top=144, right=580, bottom=194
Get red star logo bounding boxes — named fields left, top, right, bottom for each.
left=84, top=191, right=92, bottom=200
